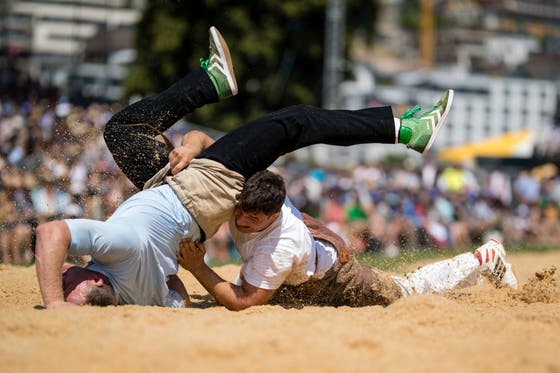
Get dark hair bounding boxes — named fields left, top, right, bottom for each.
left=238, top=170, right=286, bottom=216
left=85, top=284, right=117, bottom=307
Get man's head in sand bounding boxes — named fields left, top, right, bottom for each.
left=62, top=265, right=116, bottom=306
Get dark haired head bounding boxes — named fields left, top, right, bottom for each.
left=238, top=170, right=286, bottom=216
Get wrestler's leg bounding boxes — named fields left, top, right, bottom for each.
left=199, top=104, right=396, bottom=179
left=103, top=68, right=218, bottom=189
left=392, top=240, right=518, bottom=296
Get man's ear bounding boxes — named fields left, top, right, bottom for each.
left=94, top=278, right=105, bottom=287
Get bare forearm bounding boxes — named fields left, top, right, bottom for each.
left=177, top=240, right=275, bottom=310
left=169, top=130, right=215, bottom=174
left=181, top=130, right=214, bottom=153
left=190, top=265, right=255, bottom=311
left=35, top=221, right=71, bottom=307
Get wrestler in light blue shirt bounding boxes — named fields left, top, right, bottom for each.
left=65, top=185, right=200, bottom=305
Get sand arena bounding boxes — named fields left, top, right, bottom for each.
left=1, top=250, right=559, bottom=372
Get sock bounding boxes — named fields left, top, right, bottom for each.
left=393, top=117, right=401, bottom=144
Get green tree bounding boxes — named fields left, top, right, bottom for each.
left=125, top=0, right=378, bottom=132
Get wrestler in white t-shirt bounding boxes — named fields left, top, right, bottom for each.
left=230, top=197, right=337, bottom=290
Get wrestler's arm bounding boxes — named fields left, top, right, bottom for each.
left=166, top=274, right=192, bottom=307
left=169, top=130, right=215, bottom=175
left=34, top=221, right=75, bottom=309
left=177, top=240, right=275, bottom=311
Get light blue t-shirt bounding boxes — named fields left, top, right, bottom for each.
left=65, top=185, right=200, bottom=306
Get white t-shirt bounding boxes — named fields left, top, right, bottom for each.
left=230, top=197, right=337, bottom=290
left=65, top=185, right=200, bottom=306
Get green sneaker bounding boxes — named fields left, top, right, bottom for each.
left=200, top=26, right=238, bottom=99
left=399, top=89, right=454, bottom=154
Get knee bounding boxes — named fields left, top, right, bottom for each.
left=103, top=113, right=130, bottom=148
left=102, top=118, right=118, bottom=144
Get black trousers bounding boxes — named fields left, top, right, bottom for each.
left=104, top=68, right=396, bottom=189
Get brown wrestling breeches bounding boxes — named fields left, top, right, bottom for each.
left=269, top=257, right=403, bottom=308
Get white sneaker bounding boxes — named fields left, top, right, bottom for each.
left=199, top=26, right=238, bottom=99
left=474, top=239, right=518, bottom=289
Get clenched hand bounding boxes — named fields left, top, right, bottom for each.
left=169, top=145, right=198, bottom=175
left=177, top=239, right=206, bottom=273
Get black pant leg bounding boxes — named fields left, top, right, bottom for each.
left=199, top=104, right=395, bottom=179
left=104, top=68, right=218, bottom=189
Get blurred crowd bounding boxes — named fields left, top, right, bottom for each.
left=1, top=98, right=560, bottom=264
left=0, top=98, right=135, bottom=264
left=280, top=157, right=560, bottom=258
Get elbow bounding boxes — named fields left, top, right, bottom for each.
left=34, top=222, right=52, bottom=258
left=221, top=295, right=261, bottom=312
left=36, top=220, right=60, bottom=240
left=35, top=221, right=70, bottom=258
left=224, top=303, right=249, bottom=312
left=220, top=295, right=252, bottom=311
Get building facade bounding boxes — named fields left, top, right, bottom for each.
left=1, top=0, right=144, bottom=98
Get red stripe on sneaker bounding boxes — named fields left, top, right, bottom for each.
left=475, top=251, right=483, bottom=265
left=485, top=250, right=489, bottom=263
left=491, top=249, right=495, bottom=262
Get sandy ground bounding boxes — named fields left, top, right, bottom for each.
left=1, top=251, right=559, bottom=373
